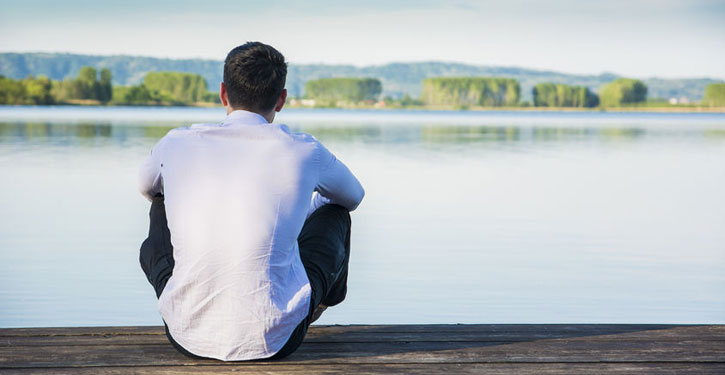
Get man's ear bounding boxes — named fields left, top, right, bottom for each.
left=219, top=82, right=229, bottom=107
left=275, top=89, right=287, bottom=112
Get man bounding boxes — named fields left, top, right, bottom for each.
left=138, top=42, right=364, bottom=361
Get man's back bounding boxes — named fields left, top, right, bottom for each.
left=139, top=110, right=364, bottom=360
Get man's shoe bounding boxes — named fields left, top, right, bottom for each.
left=310, top=304, right=327, bottom=323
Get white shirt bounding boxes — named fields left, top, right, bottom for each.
left=138, top=110, right=364, bottom=361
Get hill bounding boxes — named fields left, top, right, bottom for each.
left=0, top=52, right=720, bottom=101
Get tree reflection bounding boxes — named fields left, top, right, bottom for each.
left=1, top=121, right=723, bottom=148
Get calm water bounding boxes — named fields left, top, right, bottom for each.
left=1, top=106, right=724, bottom=327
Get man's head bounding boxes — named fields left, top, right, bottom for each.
left=221, top=42, right=287, bottom=120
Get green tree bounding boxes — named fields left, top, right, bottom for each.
left=0, top=75, right=55, bottom=105
left=50, top=78, right=75, bottom=102
left=111, top=85, right=154, bottom=105
left=78, top=66, right=96, bottom=85
left=202, top=91, right=219, bottom=103
left=77, top=66, right=99, bottom=99
left=533, top=83, right=598, bottom=107
left=702, top=83, right=725, bottom=107
left=421, top=77, right=520, bottom=107
left=599, top=78, right=647, bottom=107
left=23, top=75, right=54, bottom=104
left=305, top=78, right=382, bottom=103
left=97, top=68, right=112, bottom=103
left=0, top=76, right=26, bottom=104
left=48, top=66, right=110, bottom=102
left=125, top=85, right=154, bottom=103
left=143, top=71, right=208, bottom=103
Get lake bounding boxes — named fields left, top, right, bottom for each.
left=1, top=106, right=724, bottom=327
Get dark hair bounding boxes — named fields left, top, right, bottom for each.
left=223, top=42, right=287, bottom=112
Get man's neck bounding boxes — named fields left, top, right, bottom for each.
left=226, top=106, right=274, bottom=123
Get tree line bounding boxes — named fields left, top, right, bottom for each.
left=114, top=71, right=217, bottom=105
left=421, top=77, right=520, bottom=107
left=304, top=76, right=656, bottom=108
left=3, top=66, right=724, bottom=108
left=0, top=66, right=112, bottom=105
left=423, top=77, right=650, bottom=108
left=0, top=66, right=217, bottom=105
left=304, top=78, right=382, bottom=105
left=5, top=53, right=719, bottom=102
left=533, top=83, right=599, bottom=108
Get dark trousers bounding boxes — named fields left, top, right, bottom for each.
left=139, top=194, right=352, bottom=360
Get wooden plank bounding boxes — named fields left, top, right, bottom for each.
left=1, top=339, right=724, bottom=368
left=1, top=324, right=723, bottom=372
left=3, top=325, right=725, bottom=347
left=3, top=363, right=725, bottom=375
left=1, top=325, right=723, bottom=347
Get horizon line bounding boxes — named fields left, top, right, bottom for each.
left=1, top=50, right=724, bottom=82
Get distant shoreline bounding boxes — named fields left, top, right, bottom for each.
left=286, top=104, right=725, bottom=114
left=1, top=103, right=724, bottom=114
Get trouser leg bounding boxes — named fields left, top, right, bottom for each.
left=139, top=194, right=174, bottom=298
left=139, top=194, right=204, bottom=359
left=271, top=204, right=352, bottom=359
left=300, top=203, right=352, bottom=308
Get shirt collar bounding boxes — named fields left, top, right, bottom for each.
left=222, top=109, right=270, bottom=126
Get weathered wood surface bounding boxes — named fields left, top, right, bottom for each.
left=1, top=324, right=723, bottom=374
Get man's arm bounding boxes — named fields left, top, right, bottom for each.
left=311, top=142, right=364, bottom=215
left=138, top=138, right=166, bottom=201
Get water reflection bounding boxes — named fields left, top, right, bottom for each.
left=1, top=121, right=722, bottom=148
left=1, top=108, right=724, bottom=327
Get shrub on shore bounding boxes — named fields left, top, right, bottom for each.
left=421, top=77, right=520, bottom=107
left=533, top=83, right=599, bottom=108
left=599, top=78, right=647, bottom=107
left=305, top=78, right=382, bottom=103
left=702, top=83, right=725, bottom=107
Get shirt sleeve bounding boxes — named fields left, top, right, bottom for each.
left=138, top=137, right=166, bottom=201
left=314, top=140, right=365, bottom=212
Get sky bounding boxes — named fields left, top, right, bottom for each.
left=1, top=0, right=724, bottom=79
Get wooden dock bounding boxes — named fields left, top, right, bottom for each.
left=1, top=324, right=724, bottom=374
